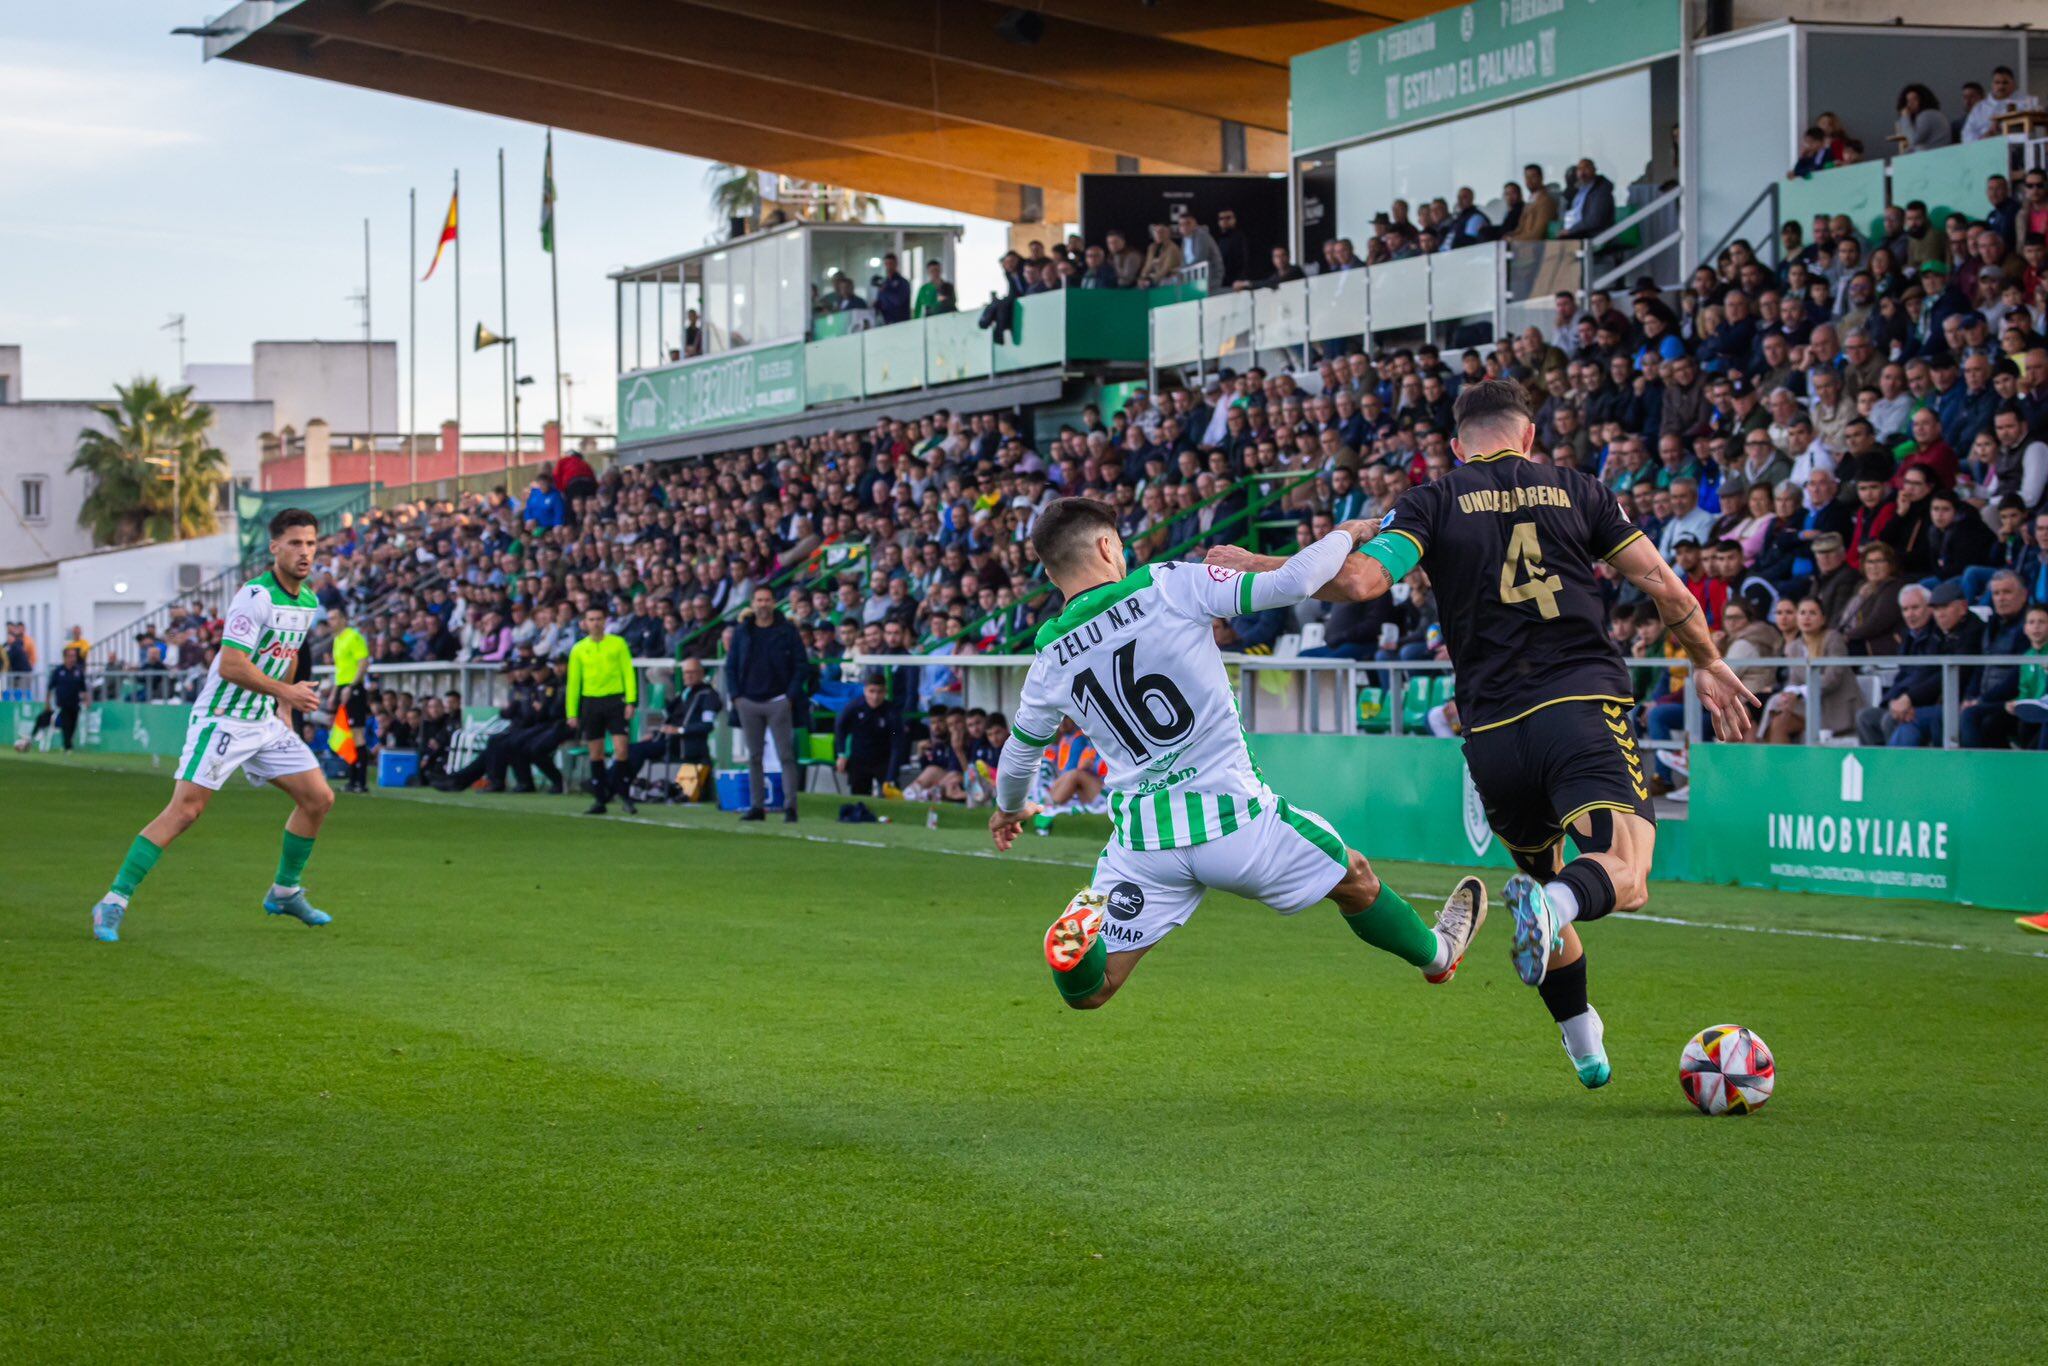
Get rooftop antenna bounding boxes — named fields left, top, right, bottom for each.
left=161, top=313, right=186, bottom=380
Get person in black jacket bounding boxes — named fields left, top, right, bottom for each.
left=834, top=671, right=903, bottom=796
left=615, top=656, right=723, bottom=798
left=18, top=647, right=88, bottom=752
left=725, top=586, right=805, bottom=822
left=1923, top=488, right=1998, bottom=586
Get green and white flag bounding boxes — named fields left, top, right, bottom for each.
left=540, top=129, right=556, bottom=254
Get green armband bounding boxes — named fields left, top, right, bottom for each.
left=1359, top=530, right=1422, bottom=581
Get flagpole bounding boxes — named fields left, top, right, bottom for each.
left=548, top=130, right=563, bottom=430
left=453, top=168, right=462, bottom=486
left=362, top=216, right=376, bottom=491
left=408, top=186, right=418, bottom=490
left=497, top=146, right=511, bottom=465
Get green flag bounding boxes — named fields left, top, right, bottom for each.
left=540, top=129, right=556, bottom=254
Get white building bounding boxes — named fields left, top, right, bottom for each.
left=0, top=532, right=239, bottom=669
left=0, top=340, right=391, bottom=574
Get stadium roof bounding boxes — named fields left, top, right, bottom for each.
left=197, top=0, right=1447, bottom=223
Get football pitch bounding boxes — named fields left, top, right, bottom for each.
left=3, top=755, right=2043, bottom=1361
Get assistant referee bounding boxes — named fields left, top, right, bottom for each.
left=568, top=605, right=638, bottom=816
left=330, top=607, right=372, bottom=793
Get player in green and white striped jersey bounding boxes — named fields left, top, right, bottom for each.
left=88, top=510, right=339, bottom=943
left=988, top=497, right=1486, bottom=1010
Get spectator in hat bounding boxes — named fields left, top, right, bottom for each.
left=1857, top=582, right=1980, bottom=747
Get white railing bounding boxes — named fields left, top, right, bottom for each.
left=1149, top=238, right=1580, bottom=385
left=13, top=649, right=2032, bottom=759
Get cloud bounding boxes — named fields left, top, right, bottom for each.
left=0, top=58, right=203, bottom=177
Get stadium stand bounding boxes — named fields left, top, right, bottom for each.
left=48, top=111, right=2048, bottom=794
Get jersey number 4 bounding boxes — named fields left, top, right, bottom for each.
left=1070, top=641, right=1195, bottom=762
left=1499, top=522, right=1562, bottom=619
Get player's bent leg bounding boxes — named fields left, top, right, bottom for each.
left=1044, top=890, right=1147, bottom=1009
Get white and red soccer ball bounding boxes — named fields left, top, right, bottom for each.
left=1679, top=1024, right=1775, bottom=1115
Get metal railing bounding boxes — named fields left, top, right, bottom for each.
left=87, top=567, right=244, bottom=669
left=835, top=651, right=2045, bottom=755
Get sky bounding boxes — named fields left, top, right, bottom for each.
left=0, top=0, right=1010, bottom=439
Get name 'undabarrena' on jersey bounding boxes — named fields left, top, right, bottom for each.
left=1005, top=532, right=1355, bottom=850
left=192, top=572, right=321, bottom=723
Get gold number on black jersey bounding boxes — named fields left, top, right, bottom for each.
left=1499, top=522, right=1562, bottom=619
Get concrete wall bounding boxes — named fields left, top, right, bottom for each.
left=184, top=363, right=255, bottom=402
left=0, top=399, right=273, bottom=572
left=252, top=340, right=398, bottom=434
left=0, top=532, right=238, bottom=663
left=0, top=345, right=20, bottom=405
left=1692, top=28, right=1795, bottom=268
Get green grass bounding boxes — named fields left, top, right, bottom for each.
left=2, top=754, right=2043, bottom=1362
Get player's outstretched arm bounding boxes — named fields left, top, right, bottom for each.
left=1204, top=522, right=1391, bottom=604
left=1610, top=538, right=1761, bottom=742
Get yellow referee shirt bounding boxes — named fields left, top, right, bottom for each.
left=333, top=626, right=369, bottom=687
left=566, top=633, right=637, bottom=719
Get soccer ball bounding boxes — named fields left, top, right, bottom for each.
left=1679, top=1024, right=1775, bottom=1115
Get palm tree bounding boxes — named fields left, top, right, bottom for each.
left=70, top=378, right=229, bottom=546
left=706, top=163, right=763, bottom=237
left=705, top=164, right=884, bottom=234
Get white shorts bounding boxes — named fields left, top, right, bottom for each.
left=175, top=715, right=321, bottom=791
left=1090, top=798, right=1351, bottom=954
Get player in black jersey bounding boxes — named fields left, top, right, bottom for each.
left=1211, top=379, right=1756, bottom=1088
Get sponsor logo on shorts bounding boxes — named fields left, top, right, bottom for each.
left=1106, top=881, right=1145, bottom=921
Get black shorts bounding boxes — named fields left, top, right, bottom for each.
left=1460, top=698, right=1654, bottom=858
left=578, top=695, right=630, bottom=741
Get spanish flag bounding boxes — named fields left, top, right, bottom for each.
left=327, top=709, right=359, bottom=766
left=422, top=186, right=458, bottom=280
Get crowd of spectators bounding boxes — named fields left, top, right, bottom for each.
left=21, top=85, right=2048, bottom=787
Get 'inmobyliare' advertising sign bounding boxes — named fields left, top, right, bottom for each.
left=617, top=341, right=805, bottom=446
left=1290, top=0, right=1681, bottom=153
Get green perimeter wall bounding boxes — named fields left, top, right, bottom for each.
left=16, top=703, right=2029, bottom=910
left=1254, top=734, right=2038, bottom=913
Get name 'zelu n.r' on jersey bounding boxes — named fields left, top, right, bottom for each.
left=1010, top=560, right=1280, bottom=852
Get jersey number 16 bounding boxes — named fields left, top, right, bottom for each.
left=1071, top=641, right=1195, bottom=762
left=1499, top=522, right=1563, bottom=619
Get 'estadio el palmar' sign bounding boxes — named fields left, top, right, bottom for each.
left=617, top=341, right=805, bottom=446
left=1290, top=0, right=1681, bottom=153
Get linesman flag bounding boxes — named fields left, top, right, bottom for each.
left=327, top=708, right=359, bottom=766
left=540, top=130, right=556, bottom=253
left=422, top=186, right=458, bottom=280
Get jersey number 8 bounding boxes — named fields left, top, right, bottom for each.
left=1499, top=522, right=1563, bottom=619
left=1070, top=640, right=1195, bottom=762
